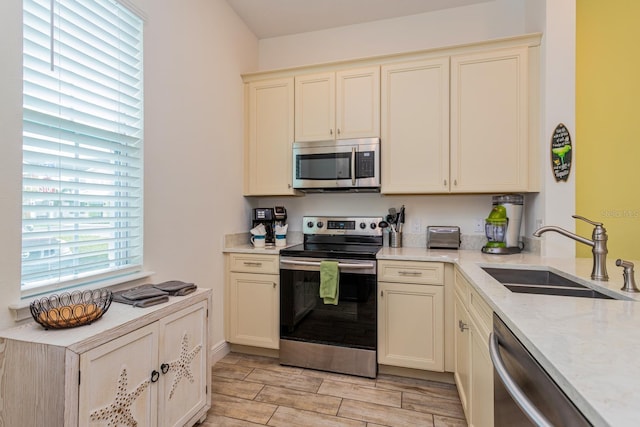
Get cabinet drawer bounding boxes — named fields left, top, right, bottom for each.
left=228, top=253, right=279, bottom=274
left=378, top=261, right=443, bottom=285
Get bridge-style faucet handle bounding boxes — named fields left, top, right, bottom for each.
left=616, top=259, right=639, bottom=292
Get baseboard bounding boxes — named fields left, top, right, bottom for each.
left=378, top=364, right=456, bottom=384
left=210, top=340, right=230, bottom=365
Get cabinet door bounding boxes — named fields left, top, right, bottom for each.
left=157, top=301, right=209, bottom=427
left=336, top=66, right=380, bottom=139
left=79, top=323, right=159, bottom=427
left=454, top=295, right=471, bottom=418
left=295, top=72, right=335, bottom=141
left=381, top=58, right=450, bottom=194
left=378, top=281, right=444, bottom=371
left=450, top=46, right=529, bottom=192
left=470, top=318, right=494, bottom=427
left=229, top=272, right=280, bottom=349
left=245, top=77, right=296, bottom=195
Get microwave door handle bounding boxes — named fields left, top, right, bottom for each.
left=351, top=147, right=356, bottom=186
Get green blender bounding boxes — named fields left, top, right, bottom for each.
left=482, top=205, right=508, bottom=253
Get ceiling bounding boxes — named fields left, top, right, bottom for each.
left=226, top=0, right=493, bottom=39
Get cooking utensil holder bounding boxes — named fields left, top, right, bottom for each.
left=390, top=231, right=402, bottom=248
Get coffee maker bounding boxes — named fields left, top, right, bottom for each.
left=481, top=194, right=524, bottom=254
left=252, top=206, right=287, bottom=244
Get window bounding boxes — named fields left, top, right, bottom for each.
left=22, top=0, right=144, bottom=295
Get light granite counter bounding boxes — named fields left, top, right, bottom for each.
left=379, top=247, right=640, bottom=427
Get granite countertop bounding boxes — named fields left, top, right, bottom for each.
left=379, top=247, right=640, bottom=427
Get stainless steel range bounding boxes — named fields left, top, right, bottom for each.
left=279, top=216, right=383, bottom=378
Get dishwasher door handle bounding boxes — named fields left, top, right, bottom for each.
left=489, top=333, right=554, bottom=427
left=280, top=259, right=375, bottom=269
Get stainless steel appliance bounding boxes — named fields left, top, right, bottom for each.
left=279, top=216, right=383, bottom=378
left=252, top=206, right=287, bottom=244
left=292, top=138, right=380, bottom=192
left=490, top=313, right=591, bottom=426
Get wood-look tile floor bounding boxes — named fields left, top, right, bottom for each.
left=203, top=353, right=468, bottom=427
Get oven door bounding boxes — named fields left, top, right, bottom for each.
left=279, top=257, right=377, bottom=350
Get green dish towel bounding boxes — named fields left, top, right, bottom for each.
left=319, top=260, right=340, bottom=305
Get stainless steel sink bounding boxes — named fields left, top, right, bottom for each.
left=482, top=267, right=622, bottom=300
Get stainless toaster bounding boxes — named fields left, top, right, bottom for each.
left=427, top=226, right=461, bottom=249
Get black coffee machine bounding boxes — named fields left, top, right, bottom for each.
left=252, top=206, right=287, bottom=244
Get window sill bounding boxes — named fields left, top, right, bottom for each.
left=9, top=270, right=154, bottom=323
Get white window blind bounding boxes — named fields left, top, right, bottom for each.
left=22, top=0, right=144, bottom=295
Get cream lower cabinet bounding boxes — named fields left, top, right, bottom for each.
left=244, top=77, right=297, bottom=196
left=377, top=260, right=444, bottom=371
left=226, top=253, right=280, bottom=349
left=454, top=268, right=494, bottom=427
left=0, top=290, right=211, bottom=427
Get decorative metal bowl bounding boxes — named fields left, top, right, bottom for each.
left=30, top=289, right=113, bottom=329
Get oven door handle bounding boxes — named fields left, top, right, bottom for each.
left=280, top=259, right=375, bottom=269
left=489, top=333, right=553, bottom=427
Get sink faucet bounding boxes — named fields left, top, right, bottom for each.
left=533, top=215, right=608, bottom=281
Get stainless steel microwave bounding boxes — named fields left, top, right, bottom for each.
left=292, top=138, right=380, bottom=192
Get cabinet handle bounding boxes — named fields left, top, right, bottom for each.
left=337, top=128, right=341, bottom=135
left=398, top=270, right=422, bottom=276
left=454, top=179, right=458, bottom=186
left=151, top=370, right=160, bottom=383
left=329, top=129, right=333, bottom=135
left=288, top=184, right=292, bottom=189
left=273, top=283, right=276, bottom=288
left=243, top=261, right=262, bottom=267
left=458, top=320, right=469, bottom=332
left=161, top=363, right=170, bottom=374
left=444, top=179, right=447, bottom=186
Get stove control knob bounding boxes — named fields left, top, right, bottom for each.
left=359, top=222, right=366, bottom=229
left=306, top=221, right=314, bottom=229
left=370, top=222, right=377, bottom=230
left=316, top=221, right=324, bottom=228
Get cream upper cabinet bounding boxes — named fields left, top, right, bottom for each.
left=244, top=77, right=297, bottom=196
left=295, top=67, right=380, bottom=142
left=377, top=260, right=445, bottom=371
left=450, top=46, right=531, bottom=193
left=381, top=58, right=450, bottom=193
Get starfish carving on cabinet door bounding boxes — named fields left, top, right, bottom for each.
left=166, top=333, right=202, bottom=399
left=89, top=367, right=150, bottom=427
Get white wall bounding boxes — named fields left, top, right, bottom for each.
left=258, top=0, right=526, bottom=70
left=0, top=0, right=258, bottom=354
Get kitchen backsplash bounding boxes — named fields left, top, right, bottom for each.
left=224, top=231, right=540, bottom=254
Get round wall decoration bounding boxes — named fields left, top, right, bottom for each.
left=551, top=123, right=572, bottom=182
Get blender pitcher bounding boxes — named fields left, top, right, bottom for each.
left=484, top=205, right=508, bottom=249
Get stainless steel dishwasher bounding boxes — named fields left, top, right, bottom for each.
left=490, top=313, right=592, bottom=426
